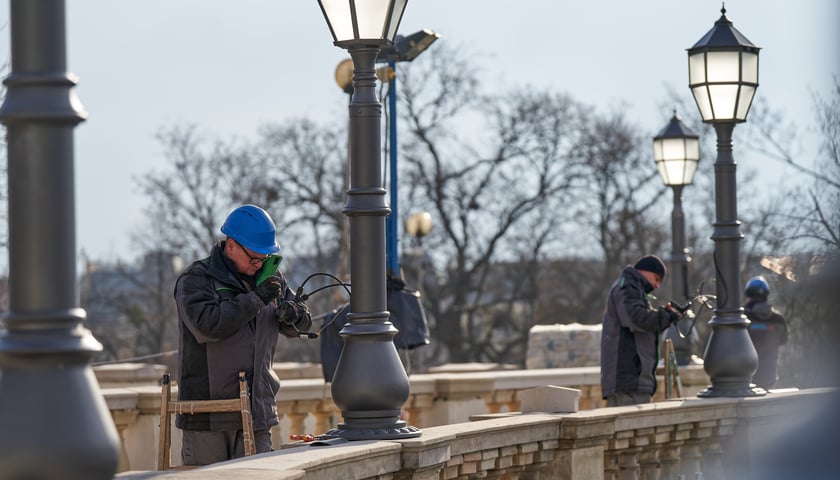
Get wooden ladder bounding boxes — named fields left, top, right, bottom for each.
left=663, top=338, right=684, bottom=399
left=158, top=371, right=256, bottom=470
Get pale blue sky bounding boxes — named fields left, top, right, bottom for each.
left=0, top=0, right=837, bottom=263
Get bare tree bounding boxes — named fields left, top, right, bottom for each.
left=399, top=45, right=628, bottom=364
left=134, top=125, right=263, bottom=260
left=744, top=79, right=840, bottom=252
left=83, top=251, right=182, bottom=372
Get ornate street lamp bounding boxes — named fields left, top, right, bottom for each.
left=687, top=6, right=765, bottom=397
left=404, top=211, right=433, bottom=244
left=404, top=211, right=433, bottom=291
left=317, top=0, right=421, bottom=440
left=654, top=111, right=700, bottom=300
left=0, top=0, right=120, bottom=478
left=653, top=112, right=700, bottom=365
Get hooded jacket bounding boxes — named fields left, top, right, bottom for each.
left=173, top=241, right=310, bottom=432
left=745, top=299, right=788, bottom=389
left=601, top=266, right=674, bottom=398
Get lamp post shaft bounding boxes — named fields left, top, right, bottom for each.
left=698, top=123, right=764, bottom=397
left=0, top=0, right=120, bottom=477
left=328, top=46, right=420, bottom=440
left=670, top=185, right=689, bottom=300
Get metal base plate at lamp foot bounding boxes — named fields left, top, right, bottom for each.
left=698, top=384, right=767, bottom=398
left=323, top=410, right=422, bottom=441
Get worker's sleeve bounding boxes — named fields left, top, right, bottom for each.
left=175, top=273, right=264, bottom=343
left=616, top=278, right=669, bottom=333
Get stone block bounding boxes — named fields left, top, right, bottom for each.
left=519, top=385, right=581, bottom=413
left=526, top=323, right=602, bottom=369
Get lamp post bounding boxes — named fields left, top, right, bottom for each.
left=404, top=211, right=433, bottom=289
left=0, top=0, right=120, bottom=478
left=654, top=112, right=699, bottom=301
left=653, top=112, right=700, bottom=365
left=317, top=0, right=421, bottom=440
left=687, top=6, right=765, bottom=397
left=378, top=29, right=440, bottom=278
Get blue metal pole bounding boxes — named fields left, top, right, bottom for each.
left=386, top=59, right=399, bottom=277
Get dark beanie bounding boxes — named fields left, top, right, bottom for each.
left=634, top=255, right=667, bottom=278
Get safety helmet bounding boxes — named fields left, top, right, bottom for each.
left=220, top=204, right=280, bottom=255
left=744, top=276, right=770, bottom=299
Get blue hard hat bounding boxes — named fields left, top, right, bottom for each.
left=220, top=205, right=280, bottom=255
left=744, top=276, right=770, bottom=299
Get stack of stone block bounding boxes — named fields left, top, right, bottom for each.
left=526, top=323, right=602, bottom=369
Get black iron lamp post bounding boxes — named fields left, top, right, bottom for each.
left=653, top=112, right=700, bottom=302
left=317, top=0, right=421, bottom=440
left=687, top=6, right=765, bottom=397
left=653, top=112, right=700, bottom=365
left=0, top=0, right=120, bottom=478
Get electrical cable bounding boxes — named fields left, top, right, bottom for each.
left=670, top=280, right=717, bottom=339
left=284, top=272, right=351, bottom=339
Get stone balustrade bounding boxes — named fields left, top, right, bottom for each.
left=114, top=387, right=835, bottom=479
left=95, top=361, right=763, bottom=474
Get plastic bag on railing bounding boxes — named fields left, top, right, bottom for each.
left=319, top=276, right=430, bottom=382
left=387, top=275, right=431, bottom=350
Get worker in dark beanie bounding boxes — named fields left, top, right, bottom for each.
left=600, top=254, right=682, bottom=406
left=634, top=255, right=667, bottom=278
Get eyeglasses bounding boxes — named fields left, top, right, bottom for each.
left=234, top=240, right=270, bottom=266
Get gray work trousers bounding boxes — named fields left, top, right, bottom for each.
left=181, top=429, right=272, bottom=466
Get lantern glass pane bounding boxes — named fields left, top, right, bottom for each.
left=661, top=159, right=687, bottom=186
left=709, top=84, right=739, bottom=120
left=692, top=86, right=713, bottom=121
left=706, top=51, right=740, bottom=83
left=320, top=0, right=354, bottom=41
left=386, top=0, right=407, bottom=41
left=683, top=159, right=698, bottom=185
left=356, top=0, right=391, bottom=39
left=689, top=53, right=706, bottom=84
left=661, top=138, right=687, bottom=161
left=736, top=85, right=756, bottom=120
left=742, top=52, right=759, bottom=83
left=686, top=137, right=700, bottom=160
left=656, top=160, right=670, bottom=184
left=653, top=139, right=664, bottom=162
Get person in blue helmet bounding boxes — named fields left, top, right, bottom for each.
left=173, top=204, right=312, bottom=465
left=744, top=276, right=788, bottom=390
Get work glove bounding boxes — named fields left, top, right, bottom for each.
left=254, top=277, right=282, bottom=305
left=668, top=301, right=690, bottom=314
left=276, top=301, right=297, bottom=325
left=277, top=300, right=312, bottom=327
left=662, top=303, right=682, bottom=326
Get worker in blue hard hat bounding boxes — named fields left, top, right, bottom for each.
left=744, top=276, right=788, bottom=390
left=174, top=204, right=311, bottom=465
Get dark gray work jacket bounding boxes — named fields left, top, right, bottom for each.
left=600, top=266, right=672, bottom=398
left=174, top=241, right=294, bottom=432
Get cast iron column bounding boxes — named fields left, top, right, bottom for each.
left=326, top=46, right=420, bottom=440
left=668, top=184, right=694, bottom=363
left=0, top=0, right=121, bottom=478
left=698, top=123, right=765, bottom=397
left=670, top=185, right=689, bottom=300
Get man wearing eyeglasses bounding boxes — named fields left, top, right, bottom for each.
left=174, top=204, right=312, bottom=466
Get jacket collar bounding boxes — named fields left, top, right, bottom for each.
left=626, top=265, right=654, bottom=293
left=206, top=240, right=252, bottom=288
